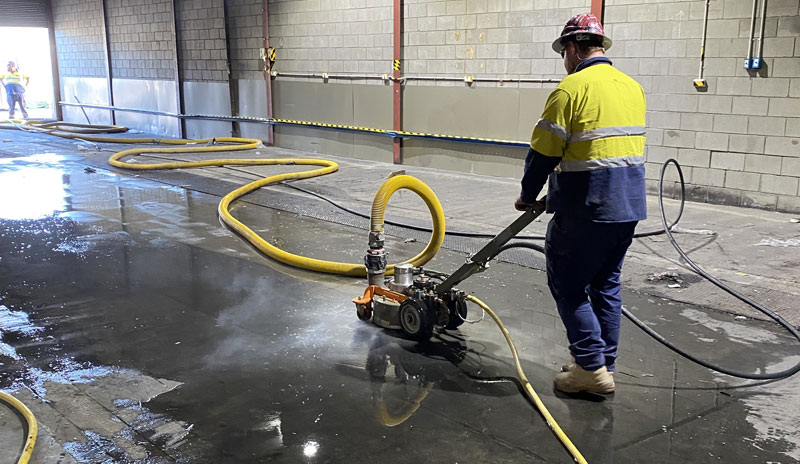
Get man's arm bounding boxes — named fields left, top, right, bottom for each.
left=520, top=148, right=561, bottom=197
left=515, top=88, right=572, bottom=210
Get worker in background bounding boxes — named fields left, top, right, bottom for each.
left=514, top=14, right=647, bottom=395
left=1, top=61, right=30, bottom=120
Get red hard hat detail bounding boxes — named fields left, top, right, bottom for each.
left=561, top=13, right=606, bottom=37
left=552, top=13, right=612, bottom=54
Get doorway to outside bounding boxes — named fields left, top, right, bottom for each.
left=0, top=27, right=55, bottom=120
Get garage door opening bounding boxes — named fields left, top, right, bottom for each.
left=1, top=27, right=55, bottom=120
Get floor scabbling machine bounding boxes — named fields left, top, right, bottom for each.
left=353, top=207, right=545, bottom=340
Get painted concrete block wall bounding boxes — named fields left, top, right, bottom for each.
left=53, top=0, right=112, bottom=125
left=228, top=0, right=265, bottom=81
left=52, top=0, right=107, bottom=78
left=402, top=0, right=590, bottom=80
left=106, top=0, right=176, bottom=80
left=175, top=0, right=229, bottom=82
left=267, top=0, right=394, bottom=76
left=267, top=0, right=591, bottom=80
left=51, top=0, right=800, bottom=212
left=604, top=0, right=800, bottom=212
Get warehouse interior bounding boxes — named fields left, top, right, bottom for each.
left=1, top=0, right=799, bottom=463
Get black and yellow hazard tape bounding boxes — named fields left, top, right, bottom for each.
left=268, top=48, right=276, bottom=61
left=58, top=102, right=529, bottom=148
left=393, top=60, right=400, bottom=71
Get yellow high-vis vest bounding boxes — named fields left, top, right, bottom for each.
left=531, top=62, right=646, bottom=171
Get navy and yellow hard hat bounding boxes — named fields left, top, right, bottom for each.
left=552, top=13, right=612, bottom=54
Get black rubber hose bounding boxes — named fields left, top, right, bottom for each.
left=501, top=160, right=800, bottom=379
left=493, top=242, right=545, bottom=257
left=283, top=162, right=799, bottom=379
left=280, top=181, right=677, bottom=240
left=620, top=159, right=800, bottom=380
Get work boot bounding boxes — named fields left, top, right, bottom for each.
left=554, top=365, right=615, bottom=394
left=562, top=362, right=614, bottom=376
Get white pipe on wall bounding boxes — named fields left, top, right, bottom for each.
left=745, top=0, right=759, bottom=68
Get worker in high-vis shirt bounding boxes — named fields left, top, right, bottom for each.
left=1, top=61, right=30, bottom=120
left=514, top=13, right=646, bottom=395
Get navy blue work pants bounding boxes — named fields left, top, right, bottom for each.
left=545, top=214, right=637, bottom=372
left=6, top=88, right=27, bottom=118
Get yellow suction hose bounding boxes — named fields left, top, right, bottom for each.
left=466, top=295, right=587, bottom=464
left=2, top=120, right=446, bottom=276
left=0, top=391, right=38, bottom=464
left=368, top=175, right=446, bottom=274
left=112, top=151, right=445, bottom=276
left=3, top=121, right=584, bottom=463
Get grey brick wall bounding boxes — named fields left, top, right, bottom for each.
left=265, top=0, right=393, bottom=77
left=606, top=0, right=800, bottom=211
left=175, top=0, right=229, bottom=82
left=53, top=0, right=107, bottom=78
left=402, top=0, right=591, bottom=80
left=266, top=0, right=591, bottom=81
left=50, top=0, right=800, bottom=211
left=106, top=0, right=176, bottom=80
left=229, top=0, right=264, bottom=81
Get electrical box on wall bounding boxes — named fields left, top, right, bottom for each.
left=693, top=79, right=708, bottom=91
left=743, top=57, right=763, bottom=70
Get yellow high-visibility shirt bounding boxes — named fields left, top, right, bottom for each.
left=1, top=71, right=28, bottom=85
left=526, top=57, right=647, bottom=222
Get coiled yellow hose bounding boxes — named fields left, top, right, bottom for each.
left=0, top=391, right=37, bottom=464
left=2, top=120, right=446, bottom=275
left=111, top=148, right=445, bottom=276
left=466, top=295, right=587, bottom=464
left=368, top=175, right=446, bottom=274
left=2, top=121, right=584, bottom=463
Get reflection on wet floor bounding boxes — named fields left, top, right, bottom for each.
left=1, top=152, right=799, bottom=463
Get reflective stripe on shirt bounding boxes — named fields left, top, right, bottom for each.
left=569, top=125, right=646, bottom=143
left=559, top=155, right=645, bottom=172
left=1, top=72, right=26, bottom=84
left=534, top=118, right=569, bottom=141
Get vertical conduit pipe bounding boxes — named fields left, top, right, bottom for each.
left=746, top=0, right=759, bottom=67
left=262, top=0, right=275, bottom=146
left=99, top=0, right=115, bottom=125
left=698, top=0, right=710, bottom=80
left=169, top=0, right=186, bottom=138
left=756, top=0, right=768, bottom=61
left=222, top=0, right=241, bottom=137
left=392, top=0, right=403, bottom=165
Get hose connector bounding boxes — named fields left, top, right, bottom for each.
left=365, top=248, right=388, bottom=287
left=368, top=230, right=384, bottom=249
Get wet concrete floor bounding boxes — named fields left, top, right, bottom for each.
left=1, top=148, right=799, bottom=463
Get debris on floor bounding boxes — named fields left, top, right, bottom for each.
left=755, top=238, right=800, bottom=247
left=647, top=271, right=684, bottom=285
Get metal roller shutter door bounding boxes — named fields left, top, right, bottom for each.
left=0, top=0, right=50, bottom=28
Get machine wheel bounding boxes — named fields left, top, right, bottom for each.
left=399, top=298, right=435, bottom=341
left=444, top=297, right=468, bottom=330
left=356, top=302, right=373, bottom=321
